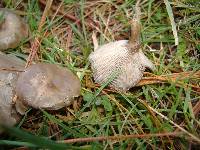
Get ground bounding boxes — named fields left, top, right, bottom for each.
left=0, top=0, right=200, bottom=149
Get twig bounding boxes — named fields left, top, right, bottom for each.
left=39, top=0, right=78, bottom=22
left=58, top=132, right=182, bottom=143
left=138, top=99, right=200, bottom=143
left=87, top=71, right=200, bottom=93
left=136, top=71, right=200, bottom=92
left=193, top=100, right=200, bottom=115
left=92, top=31, right=98, bottom=51
left=175, top=100, right=200, bottom=133
left=25, top=0, right=53, bottom=67
left=39, top=0, right=95, bottom=30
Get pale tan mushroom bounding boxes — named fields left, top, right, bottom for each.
left=15, top=63, right=81, bottom=111
left=0, top=8, right=28, bottom=50
left=0, top=53, right=25, bottom=133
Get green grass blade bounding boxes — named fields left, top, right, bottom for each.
left=42, top=110, right=87, bottom=137
left=0, top=140, right=37, bottom=147
left=164, top=0, right=179, bottom=45
left=1, top=126, right=71, bottom=150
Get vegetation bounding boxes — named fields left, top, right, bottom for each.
left=0, top=0, right=200, bottom=149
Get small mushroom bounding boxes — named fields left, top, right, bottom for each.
left=0, top=8, right=28, bottom=50
left=89, top=2, right=155, bottom=91
left=0, top=53, right=25, bottom=133
left=16, top=63, right=81, bottom=111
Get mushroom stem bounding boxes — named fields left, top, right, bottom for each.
left=128, top=0, right=141, bottom=52
left=134, top=0, right=141, bottom=21
left=128, top=20, right=140, bottom=47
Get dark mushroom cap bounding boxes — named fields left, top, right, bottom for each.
left=16, top=63, right=81, bottom=110
left=0, top=53, right=24, bottom=133
left=0, top=8, right=28, bottom=50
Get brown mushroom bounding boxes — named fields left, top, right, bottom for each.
left=0, top=53, right=25, bottom=133
left=0, top=8, right=28, bottom=50
left=16, top=63, right=81, bottom=110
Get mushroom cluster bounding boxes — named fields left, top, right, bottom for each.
left=0, top=8, right=81, bottom=133
left=0, top=1, right=155, bottom=134
left=0, top=59, right=81, bottom=132
left=0, top=8, right=28, bottom=132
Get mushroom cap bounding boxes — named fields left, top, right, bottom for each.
left=0, top=53, right=25, bottom=69
left=16, top=63, right=81, bottom=110
left=89, top=40, right=155, bottom=91
left=0, top=72, right=19, bottom=133
left=0, top=8, right=28, bottom=50
left=0, top=53, right=24, bottom=133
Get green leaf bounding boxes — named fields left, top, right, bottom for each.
left=141, top=115, right=153, bottom=131
left=177, top=39, right=186, bottom=57
left=101, top=95, right=112, bottom=112
left=196, top=44, right=200, bottom=52
left=83, top=91, right=95, bottom=102
left=197, top=29, right=200, bottom=36
left=87, top=107, right=100, bottom=123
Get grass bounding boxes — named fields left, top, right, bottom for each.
left=0, top=0, right=200, bottom=149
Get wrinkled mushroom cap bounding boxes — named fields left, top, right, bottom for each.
left=89, top=14, right=155, bottom=91
left=0, top=8, right=28, bottom=50
left=89, top=40, right=155, bottom=91
left=0, top=53, right=24, bottom=133
left=16, top=63, right=81, bottom=110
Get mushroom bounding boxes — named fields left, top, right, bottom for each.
left=0, top=53, right=25, bottom=69
left=0, top=8, right=28, bottom=50
left=89, top=1, right=155, bottom=91
left=0, top=53, right=25, bottom=133
left=15, top=63, right=81, bottom=111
